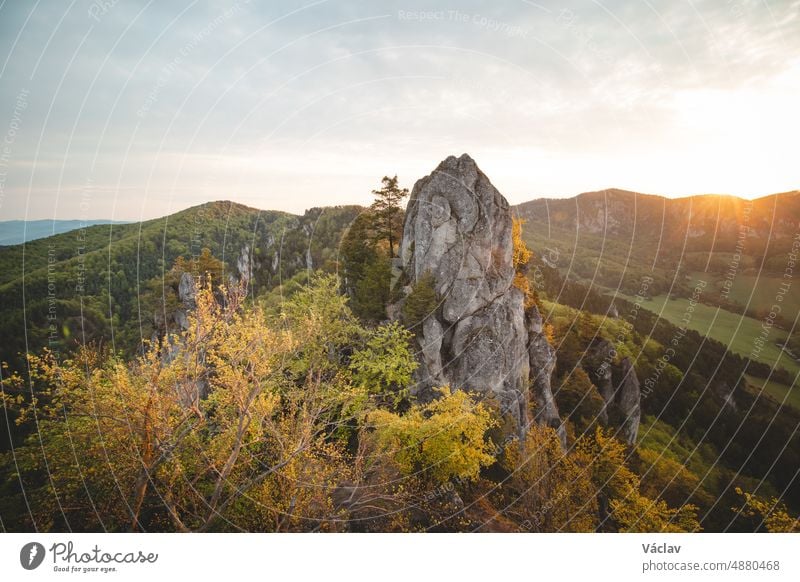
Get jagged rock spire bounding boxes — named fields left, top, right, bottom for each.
left=397, top=154, right=564, bottom=443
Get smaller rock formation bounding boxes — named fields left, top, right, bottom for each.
left=236, top=244, right=253, bottom=287
left=174, top=271, right=197, bottom=332
left=712, top=381, right=738, bottom=412
left=582, top=337, right=615, bottom=424
left=528, top=305, right=566, bottom=447
left=580, top=338, right=641, bottom=445
left=614, top=357, right=641, bottom=445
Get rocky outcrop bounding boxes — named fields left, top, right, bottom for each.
left=712, top=380, right=738, bottom=412
left=528, top=305, right=566, bottom=446
left=581, top=337, right=615, bottom=424
left=397, top=154, right=563, bottom=439
left=174, top=271, right=197, bottom=332
left=236, top=244, right=253, bottom=287
left=615, top=357, right=641, bottom=445
left=580, top=338, right=641, bottom=444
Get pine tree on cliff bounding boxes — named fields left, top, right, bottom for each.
left=370, top=175, right=408, bottom=258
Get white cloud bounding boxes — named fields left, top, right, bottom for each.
left=0, top=0, right=797, bottom=219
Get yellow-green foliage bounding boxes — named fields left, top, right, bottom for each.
left=512, top=218, right=537, bottom=308
left=734, top=488, right=800, bottom=532
left=543, top=299, right=662, bottom=361
left=501, top=424, right=598, bottom=532
left=368, top=387, right=497, bottom=484
left=7, top=276, right=365, bottom=532
left=280, top=272, right=362, bottom=375
left=402, top=271, right=438, bottom=329
left=637, top=415, right=724, bottom=491
left=0, top=270, right=726, bottom=533
left=635, top=447, right=711, bottom=510
left=512, top=218, right=533, bottom=270
left=579, top=427, right=701, bottom=532
left=350, top=321, right=418, bottom=404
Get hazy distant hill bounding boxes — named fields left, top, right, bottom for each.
left=0, top=219, right=129, bottom=246
left=514, top=189, right=800, bottom=297
left=514, top=188, right=800, bottom=406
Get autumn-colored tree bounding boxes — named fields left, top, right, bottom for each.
left=141, top=246, right=225, bottom=341
left=171, top=246, right=224, bottom=285
left=512, top=217, right=532, bottom=270
left=734, top=488, right=800, bottom=532
left=499, top=423, right=598, bottom=532
left=578, top=427, right=701, bottom=532
left=511, top=218, right=536, bottom=308
left=4, top=276, right=368, bottom=532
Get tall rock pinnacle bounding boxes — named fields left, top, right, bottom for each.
left=398, top=154, right=564, bottom=442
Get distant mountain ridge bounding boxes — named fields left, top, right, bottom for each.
left=515, top=188, right=800, bottom=251
left=512, top=187, right=800, bottom=298
left=5, top=187, right=796, bottom=247
left=0, top=186, right=796, bottom=372
left=0, top=219, right=129, bottom=246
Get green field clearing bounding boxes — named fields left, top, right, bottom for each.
left=689, top=271, right=800, bottom=317
left=612, top=290, right=800, bottom=380
left=745, top=375, right=800, bottom=410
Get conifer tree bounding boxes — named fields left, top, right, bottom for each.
left=370, top=175, right=408, bottom=258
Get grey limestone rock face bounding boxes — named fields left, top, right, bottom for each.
left=616, top=357, right=641, bottom=445
left=236, top=244, right=253, bottom=286
left=178, top=271, right=196, bottom=308
left=582, top=337, right=615, bottom=424
left=174, top=271, right=197, bottom=333
left=580, top=338, right=641, bottom=445
left=399, top=154, right=562, bottom=439
left=527, top=305, right=567, bottom=447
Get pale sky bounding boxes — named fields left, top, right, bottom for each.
left=0, top=0, right=798, bottom=220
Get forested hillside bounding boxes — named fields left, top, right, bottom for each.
left=0, top=220, right=129, bottom=246
left=515, top=188, right=800, bottom=417
left=1, top=177, right=797, bottom=533
left=516, top=189, right=800, bottom=297
left=0, top=201, right=362, bottom=372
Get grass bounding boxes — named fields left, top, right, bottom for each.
left=690, top=271, right=800, bottom=318
left=745, top=374, right=800, bottom=410
left=637, top=415, right=722, bottom=485
left=611, top=288, right=800, bottom=380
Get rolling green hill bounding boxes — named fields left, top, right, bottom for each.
left=515, top=189, right=800, bottom=298
left=0, top=201, right=363, bottom=370
left=1, top=191, right=798, bottom=532
left=515, top=189, right=800, bottom=406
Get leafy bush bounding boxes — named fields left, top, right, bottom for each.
left=350, top=321, right=417, bottom=406
left=367, top=387, right=497, bottom=484
left=401, top=271, right=438, bottom=330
